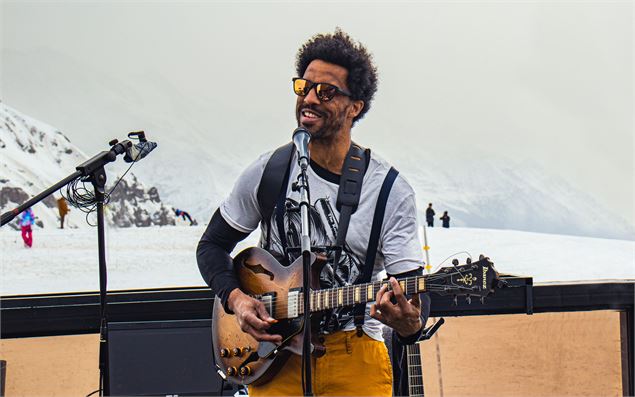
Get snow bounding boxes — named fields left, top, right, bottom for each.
left=1, top=225, right=633, bottom=296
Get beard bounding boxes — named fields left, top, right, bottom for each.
left=296, top=103, right=349, bottom=144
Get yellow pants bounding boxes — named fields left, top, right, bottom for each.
left=249, top=330, right=393, bottom=396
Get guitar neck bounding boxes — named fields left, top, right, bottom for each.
left=294, top=274, right=428, bottom=315
left=406, top=343, right=424, bottom=397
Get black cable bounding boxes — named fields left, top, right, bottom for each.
left=59, top=141, right=148, bottom=227
left=85, top=388, right=101, bottom=397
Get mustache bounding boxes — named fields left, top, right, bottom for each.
left=298, top=105, right=326, bottom=117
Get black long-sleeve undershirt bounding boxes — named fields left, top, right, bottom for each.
left=196, top=209, right=248, bottom=312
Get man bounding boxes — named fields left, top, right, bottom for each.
left=426, top=203, right=435, bottom=227
left=57, top=197, right=69, bottom=229
left=197, top=29, right=429, bottom=396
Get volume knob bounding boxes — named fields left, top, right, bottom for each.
left=240, top=366, right=252, bottom=376
left=226, top=367, right=237, bottom=376
left=232, top=347, right=243, bottom=357
left=219, top=348, right=230, bottom=357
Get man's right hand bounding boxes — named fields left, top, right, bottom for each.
left=227, top=288, right=283, bottom=343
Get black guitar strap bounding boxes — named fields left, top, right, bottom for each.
left=353, top=166, right=399, bottom=335
left=256, top=142, right=294, bottom=258
left=332, top=143, right=369, bottom=268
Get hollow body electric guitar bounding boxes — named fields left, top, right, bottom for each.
left=212, top=247, right=499, bottom=386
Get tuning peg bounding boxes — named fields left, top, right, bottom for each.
left=466, top=257, right=472, bottom=264
left=466, top=295, right=472, bottom=304
left=453, top=295, right=458, bottom=306
left=451, top=259, right=459, bottom=266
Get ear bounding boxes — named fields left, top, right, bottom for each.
left=348, top=100, right=364, bottom=119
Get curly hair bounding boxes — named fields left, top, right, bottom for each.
left=296, top=28, right=378, bottom=125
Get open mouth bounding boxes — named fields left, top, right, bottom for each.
left=300, top=109, right=322, bottom=124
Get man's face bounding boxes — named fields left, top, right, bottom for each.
left=295, top=60, right=358, bottom=143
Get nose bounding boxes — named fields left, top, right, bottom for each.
left=302, top=85, right=321, bottom=106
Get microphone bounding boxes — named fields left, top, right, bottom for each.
left=124, top=141, right=158, bottom=163
left=292, top=127, right=311, bottom=170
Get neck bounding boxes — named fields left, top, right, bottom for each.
left=309, top=129, right=351, bottom=175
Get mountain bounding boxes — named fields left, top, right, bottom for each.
left=0, top=102, right=178, bottom=229
left=390, top=151, right=635, bottom=240
left=2, top=48, right=632, bottom=240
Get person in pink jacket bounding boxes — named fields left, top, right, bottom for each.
left=18, top=207, right=35, bottom=248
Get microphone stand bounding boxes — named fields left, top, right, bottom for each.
left=1, top=139, right=133, bottom=397
left=295, top=160, right=314, bottom=397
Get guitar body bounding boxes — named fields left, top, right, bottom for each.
left=212, top=247, right=498, bottom=387
left=212, top=247, right=325, bottom=386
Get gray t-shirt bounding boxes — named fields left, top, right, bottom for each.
left=220, top=148, right=423, bottom=341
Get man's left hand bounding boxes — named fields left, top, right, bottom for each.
left=370, top=277, right=422, bottom=337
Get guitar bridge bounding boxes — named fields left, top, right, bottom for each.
left=262, top=293, right=274, bottom=316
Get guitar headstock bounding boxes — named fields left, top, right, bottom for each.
left=426, top=255, right=499, bottom=301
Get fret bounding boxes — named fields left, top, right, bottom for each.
left=406, top=343, right=424, bottom=397
left=418, top=276, right=425, bottom=292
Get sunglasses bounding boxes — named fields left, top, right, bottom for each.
left=292, top=78, right=352, bottom=102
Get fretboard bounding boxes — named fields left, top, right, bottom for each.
left=406, top=343, right=424, bottom=397
left=292, top=275, right=427, bottom=315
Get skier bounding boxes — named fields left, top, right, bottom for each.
left=18, top=207, right=35, bottom=248
left=57, top=197, right=69, bottom=229
left=173, top=208, right=195, bottom=226
left=425, top=203, right=435, bottom=227
left=440, top=211, right=450, bottom=228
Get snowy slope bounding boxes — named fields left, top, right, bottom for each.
left=390, top=151, right=635, bottom=240
left=0, top=102, right=178, bottom=229
left=0, top=225, right=632, bottom=296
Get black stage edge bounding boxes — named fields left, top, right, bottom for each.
left=1, top=280, right=633, bottom=395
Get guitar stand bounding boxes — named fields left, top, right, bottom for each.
left=421, top=318, right=445, bottom=341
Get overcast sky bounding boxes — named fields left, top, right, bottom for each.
left=1, top=0, right=633, bottom=229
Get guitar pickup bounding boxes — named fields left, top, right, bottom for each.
left=287, top=289, right=300, bottom=318
left=261, top=293, right=275, bottom=317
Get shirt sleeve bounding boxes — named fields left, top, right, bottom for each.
left=380, top=178, right=424, bottom=275
left=218, top=152, right=271, bottom=233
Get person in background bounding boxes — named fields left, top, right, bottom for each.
left=173, top=207, right=195, bottom=226
left=440, top=210, right=450, bottom=228
left=57, top=197, right=69, bottom=229
left=426, top=203, right=435, bottom=227
left=18, top=207, right=35, bottom=248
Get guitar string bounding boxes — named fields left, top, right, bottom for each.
left=246, top=268, right=476, bottom=304
left=247, top=281, right=480, bottom=313
left=248, top=284, right=474, bottom=319
left=244, top=269, right=480, bottom=309
left=249, top=283, right=470, bottom=311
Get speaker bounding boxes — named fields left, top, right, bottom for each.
left=107, top=319, right=238, bottom=396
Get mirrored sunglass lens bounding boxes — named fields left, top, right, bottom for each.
left=294, top=79, right=310, bottom=96
left=316, top=84, right=337, bottom=101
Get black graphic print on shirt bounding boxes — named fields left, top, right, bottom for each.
left=262, top=197, right=364, bottom=332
